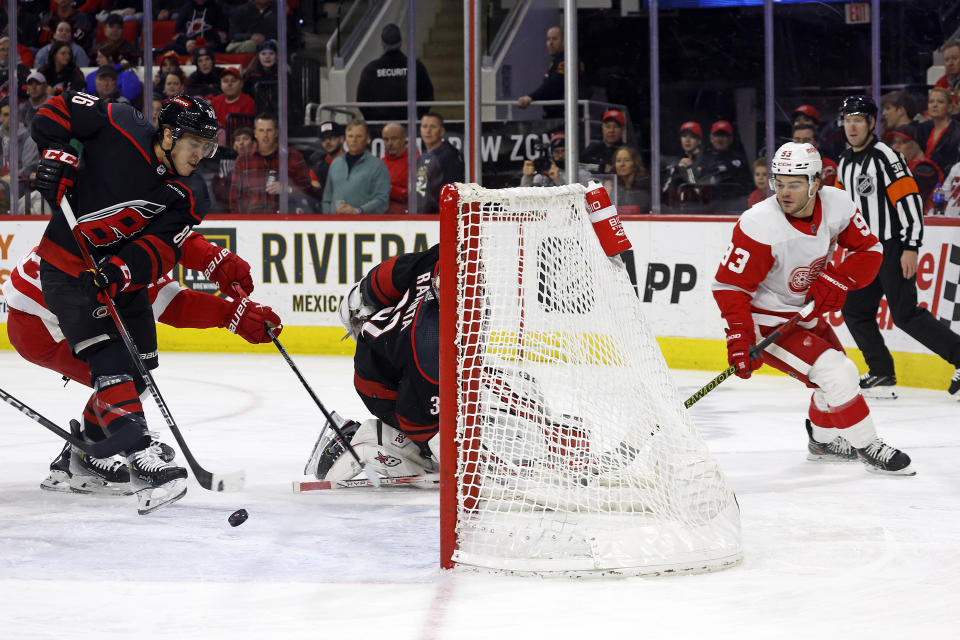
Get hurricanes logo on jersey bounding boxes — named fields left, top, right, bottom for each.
left=374, top=451, right=402, bottom=467
left=788, top=256, right=828, bottom=293
left=855, top=174, right=876, bottom=196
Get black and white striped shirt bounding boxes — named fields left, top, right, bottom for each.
left=837, top=137, right=924, bottom=249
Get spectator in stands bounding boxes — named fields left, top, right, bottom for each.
left=229, top=112, right=312, bottom=214
left=355, top=23, right=434, bottom=123
left=380, top=121, right=414, bottom=214
left=210, top=68, right=255, bottom=129
left=610, top=145, right=650, bottom=211
left=89, top=43, right=143, bottom=104
left=517, top=26, right=574, bottom=119
left=791, top=122, right=837, bottom=186
left=34, top=20, right=90, bottom=69
left=98, top=13, right=140, bottom=67
left=880, top=90, right=917, bottom=138
left=791, top=104, right=820, bottom=130
left=154, top=0, right=182, bottom=21
left=1, top=97, right=40, bottom=179
left=39, top=42, right=86, bottom=94
left=227, top=0, right=278, bottom=53
left=212, top=126, right=256, bottom=210
left=92, top=65, right=130, bottom=104
left=934, top=41, right=960, bottom=98
left=308, top=120, right=345, bottom=201
left=915, top=87, right=960, bottom=176
left=701, top=120, right=751, bottom=207
left=887, top=124, right=943, bottom=212
left=159, top=70, right=187, bottom=100
left=0, top=36, right=29, bottom=102
left=321, top=120, right=390, bottom=215
left=150, top=97, right=164, bottom=127
left=521, top=132, right=591, bottom=187
left=662, top=121, right=707, bottom=210
left=747, top=156, right=768, bottom=208
left=582, top=109, right=626, bottom=174
left=242, top=39, right=280, bottom=111
left=232, top=126, right=257, bottom=155
left=414, top=112, right=464, bottom=214
left=187, top=47, right=224, bottom=97
left=40, top=0, right=95, bottom=53
left=171, top=0, right=228, bottom=54
left=20, top=71, right=49, bottom=129
left=153, top=51, right=184, bottom=92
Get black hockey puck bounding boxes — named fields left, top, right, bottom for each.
left=228, top=509, right=248, bottom=527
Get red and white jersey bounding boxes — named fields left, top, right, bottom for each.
left=942, top=162, right=960, bottom=218
left=2, top=247, right=190, bottom=344
left=712, top=186, right=882, bottom=328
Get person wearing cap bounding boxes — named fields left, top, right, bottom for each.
left=521, top=131, right=592, bottom=187
left=355, top=23, right=435, bottom=123
left=792, top=122, right=837, bottom=186
left=227, top=0, right=289, bottom=54
left=210, top=67, right=255, bottom=129
left=20, top=72, right=50, bottom=129
left=242, top=39, right=281, bottom=110
left=792, top=104, right=820, bottom=130
left=380, top=121, right=417, bottom=214
left=171, top=0, right=228, bottom=54
left=662, top=121, right=707, bottom=210
left=320, top=119, right=390, bottom=215
left=308, top=120, right=346, bottom=199
left=415, top=112, right=464, bottom=213
left=701, top=120, right=752, bottom=209
left=187, top=47, right=224, bottom=98
left=886, top=124, right=943, bottom=210
left=880, top=91, right=917, bottom=139
left=582, top=109, right=627, bottom=174
left=98, top=13, right=141, bottom=67
left=517, top=26, right=586, bottom=120
left=933, top=40, right=960, bottom=99
left=93, top=66, right=130, bottom=105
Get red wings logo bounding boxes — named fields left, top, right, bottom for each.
left=77, top=200, right=167, bottom=246
left=788, top=256, right=828, bottom=293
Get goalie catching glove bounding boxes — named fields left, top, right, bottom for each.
left=338, top=282, right=377, bottom=341
left=807, top=266, right=855, bottom=317
left=79, top=256, right=132, bottom=303
left=221, top=297, right=282, bottom=343
left=725, top=321, right=763, bottom=379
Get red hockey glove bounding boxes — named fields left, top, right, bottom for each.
left=36, top=148, right=80, bottom=207
left=808, top=266, right=855, bottom=317
left=204, top=247, right=254, bottom=297
left=222, top=297, right=282, bottom=344
left=725, top=322, right=763, bottom=379
left=78, top=256, right=132, bottom=303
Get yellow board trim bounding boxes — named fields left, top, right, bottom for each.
left=0, top=324, right=952, bottom=391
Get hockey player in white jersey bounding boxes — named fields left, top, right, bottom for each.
left=712, top=142, right=914, bottom=475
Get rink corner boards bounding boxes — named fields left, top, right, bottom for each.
left=1, top=326, right=954, bottom=392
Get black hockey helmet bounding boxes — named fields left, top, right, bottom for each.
left=838, top=95, right=878, bottom=122
left=157, top=94, right=219, bottom=157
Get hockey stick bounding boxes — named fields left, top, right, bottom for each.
left=266, top=325, right=382, bottom=488
left=683, top=300, right=816, bottom=409
left=0, top=386, right=119, bottom=458
left=60, top=199, right=244, bottom=492
left=292, top=473, right=440, bottom=492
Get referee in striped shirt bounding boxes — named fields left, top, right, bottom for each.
left=836, top=95, right=960, bottom=398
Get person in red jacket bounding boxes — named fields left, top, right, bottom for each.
left=381, top=121, right=416, bottom=214
left=208, top=68, right=254, bottom=129
left=934, top=40, right=960, bottom=99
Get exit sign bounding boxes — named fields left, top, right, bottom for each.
left=845, top=3, right=871, bottom=24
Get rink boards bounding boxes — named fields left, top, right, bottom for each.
left=2, top=214, right=959, bottom=389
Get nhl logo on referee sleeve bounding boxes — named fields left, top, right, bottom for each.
left=855, top=174, right=876, bottom=196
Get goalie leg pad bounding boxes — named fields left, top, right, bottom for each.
left=323, top=419, right=438, bottom=482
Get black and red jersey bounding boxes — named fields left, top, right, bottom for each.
left=354, top=245, right=439, bottom=442
left=31, top=90, right=204, bottom=287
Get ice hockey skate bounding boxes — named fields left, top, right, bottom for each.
left=309, top=418, right=361, bottom=480
left=856, top=438, right=915, bottom=476
left=40, top=423, right=132, bottom=495
left=804, top=420, right=857, bottom=463
left=148, top=430, right=176, bottom=462
left=126, top=445, right=188, bottom=514
left=304, top=410, right=349, bottom=478
left=859, top=372, right=897, bottom=399
left=39, top=442, right=72, bottom=492
left=949, top=368, right=960, bottom=398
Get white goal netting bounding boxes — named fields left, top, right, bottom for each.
left=443, top=183, right=742, bottom=577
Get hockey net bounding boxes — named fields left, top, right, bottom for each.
left=438, top=183, right=742, bottom=577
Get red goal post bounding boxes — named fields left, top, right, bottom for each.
left=438, top=183, right=742, bottom=578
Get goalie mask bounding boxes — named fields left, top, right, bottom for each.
left=157, top=95, right=219, bottom=159
left=769, top=142, right=822, bottom=198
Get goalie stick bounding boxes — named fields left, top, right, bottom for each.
left=292, top=473, right=440, bottom=492
left=266, top=325, right=382, bottom=488
left=60, top=199, right=244, bottom=492
left=683, top=300, right=816, bottom=408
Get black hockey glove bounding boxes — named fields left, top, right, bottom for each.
left=35, top=148, right=80, bottom=207
left=78, top=256, right=132, bottom=303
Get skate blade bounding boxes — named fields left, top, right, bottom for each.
left=69, top=475, right=133, bottom=496
left=806, top=453, right=857, bottom=463
left=860, top=387, right=898, bottom=400
left=863, top=463, right=916, bottom=476
left=136, top=478, right=188, bottom=515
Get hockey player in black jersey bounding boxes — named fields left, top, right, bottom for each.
left=306, top=245, right=440, bottom=482
left=30, top=92, right=270, bottom=513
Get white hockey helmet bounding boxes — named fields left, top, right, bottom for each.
left=769, top=142, right=823, bottom=195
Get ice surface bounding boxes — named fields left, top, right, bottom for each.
left=1, top=351, right=957, bottom=639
